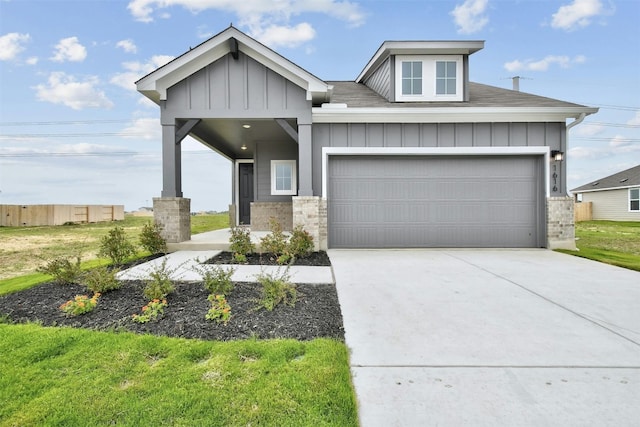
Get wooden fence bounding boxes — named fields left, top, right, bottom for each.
left=0, top=205, right=124, bottom=227
left=574, top=202, right=593, bottom=222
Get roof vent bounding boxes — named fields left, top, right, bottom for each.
left=620, top=178, right=629, bottom=183
left=592, top=182, right=599, bottom=186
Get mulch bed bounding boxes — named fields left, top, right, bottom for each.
left=204, top=251, right=332, bottom=266
left=0, top=280, right=344, bottom=341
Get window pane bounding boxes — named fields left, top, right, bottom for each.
left=446, top=79, right=456, bottom=94
left=402, top=62, right=411, bottom=78
left=631, top=188, right=639, bottom=199
left=436, top=61, right=445, bottom=77
left=413, top=62, right=422, bottom=78
left=402, top=79, right=412, bottom=95
left=414, top=78, right=422, bottom=94
left=447, top=61, right=456, bottom=77
left=436, top=79, right=445, bottom=94
left=275, top=164, right=292, bottom=191
left=631, top=200, right=639, bottom=211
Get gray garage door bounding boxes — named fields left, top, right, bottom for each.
left=328, top=155, right=545, bottom=248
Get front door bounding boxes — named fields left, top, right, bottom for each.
left=239, top=163, right=254, bottom=225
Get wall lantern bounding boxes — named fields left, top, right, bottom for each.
left=551, top=150, right=564, bottom=161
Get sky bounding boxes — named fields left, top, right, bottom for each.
left=1, top=0, right=639, bottom=212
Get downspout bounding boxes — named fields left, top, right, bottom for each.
left=566, top=112, right=587, bottom=131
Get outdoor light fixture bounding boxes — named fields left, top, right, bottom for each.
left=550, top=150, right=564, bottom=161
left=242, top=124, right=251, bottom=129
left=240, top=144, right=247, bottom=150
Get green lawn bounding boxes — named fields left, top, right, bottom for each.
left=0, top=324, right=357, bottom=426
left=557, top=221, right=640, bottom=271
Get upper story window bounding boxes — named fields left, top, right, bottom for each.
left=395, top=55, right=463, bottom=102
left=436, top=61, right=457, bottom=95
left=402, top=61, right=422, bottom=95
left=630, top=188, right=639, bottom=212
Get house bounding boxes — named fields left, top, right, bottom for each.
left=571, top=165, right=640, bottom=221
left=136, top=26, right=597, bottom=250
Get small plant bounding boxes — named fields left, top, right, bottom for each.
left=193, top=264, right=236, bottom=295
left=37, top=256, right=82, bottom=285
left=276, top=254, right=292, bottom=265
left=82, top=266, right=121, bottom=293
left=205, top=294, right=231, bottom=324
left=255, top=267, right=297, bottom=311
left=139, top=222, right=167, bottom=254
left=287, top=225, right=314, bottom=258
left=60, top=293, right=100, bottom=316
left=260, top=218, right=288, bottom=256
left=132, top=299, right=167, bottom=323
left=143, top=259, right=176, bottom=300
left=229, top=226, right=254, bottom=262
left=99, top=226, right=136, bottom=265
left=233, top=253, right=247, bottom=263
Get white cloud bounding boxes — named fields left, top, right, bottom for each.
left=34, top=72, right=114, bottom=110
left=251, top=22, right=316, bottom=48
left=627, top=111, right=640, bottom=126
left=116, top=39, right=137, bottom=53
left=450, top=0, right=489, bottom=34
left=0, top=32, right=30, bottom=61
left=50, top=36, right=87, bottom=62
left=26, top=56, right=38, bottom=65
left=551, top=0, right=607, bottom=31
left=504, top=55, right=586, bottom=72
left=110, top=55, right=175, bottom=91
left=608, top=135, right=633, bottom=148
left=573, top=122, right=604, bottom=137
left=119, top=117, right=161, bottom=140
left=568, top=146, right=599, bottom=159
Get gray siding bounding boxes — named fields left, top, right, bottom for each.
left=312, top=122, right=565, bottom=196
left=582, top=189, right=640, bottom=221
left=255, top=140, right=298, bottom=202
left=363, top=57, right=390, bottom=100
left=163, top=52, right=311, bottom=121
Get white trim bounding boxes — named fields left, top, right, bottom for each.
left=574, top=184, right=640, bottom=194
left=234, top=159, right=254, bottom=226
left=321, top=146, right=551, bottom=199
left=312, top=107, right=598, bottom=123
left=629, top=187, right=640, bottom=212
left=395, top=55, right=463, bottom=102
left=271, top=160, right=297, bottom=196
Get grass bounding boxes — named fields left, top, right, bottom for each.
left=0, top=213, right=229, bottom=283
left=557, top=220, right=640, bottom=271
left=0, top=324, right=357, bottom=426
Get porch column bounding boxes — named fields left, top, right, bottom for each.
left=298, top=123, right=313, bottom=196
left=161, top=123, right=182, bottom=197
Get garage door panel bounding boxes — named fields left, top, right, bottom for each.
left=328, top=155, right=544, bottom=248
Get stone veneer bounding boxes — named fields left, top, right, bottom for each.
left=153, top=197, right=191, bottom=243
left=547, top=196, right=576, bottom=250
left=250, top=202, right=293, bottom=231
left=228, top=204, right=237, bottom=227
left=292, top=196, right=327, bottom=251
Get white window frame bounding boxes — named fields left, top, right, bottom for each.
left=630, top=187, right=640, bottom=212
left=395, top=55, right=463, bottom=102
left=401, top=61, right=423, bottom=96
left=435, top=60, right=457, bottom=95
left=271, top=160, right=297, bottom=196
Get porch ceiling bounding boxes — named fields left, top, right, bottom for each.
left=183, top=118, right=297, bottom=159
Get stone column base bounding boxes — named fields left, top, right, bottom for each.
left=547, top=197, right=576, bottom=250
left=153, top=197, right=191, bottom=243
left=292, top=196, right=327, bottom=251
left=228, top=204, right=237, bottom=228
left=250, top=202, right=293, bottom=231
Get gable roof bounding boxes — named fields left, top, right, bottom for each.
left=136, top=26, right=330, bottom=104
left=571, top=164, right=640, bottom=193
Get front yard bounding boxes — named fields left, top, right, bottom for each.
left=558, top=220, right=640, bottom=271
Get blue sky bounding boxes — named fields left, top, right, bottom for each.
left=1, top=0, right=638, bottom=211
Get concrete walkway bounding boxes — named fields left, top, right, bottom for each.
left=117, top=250, right=334, bottom=284
left=329, top=249, right=640, bottom=426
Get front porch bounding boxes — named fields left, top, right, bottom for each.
left=166, top=227, right=272, bottom=252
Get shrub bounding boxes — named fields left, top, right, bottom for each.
left=60, top=293, right=100, bottom=316
left=82, top=266, right=121, bottom=293
left=287, top=225, right=314, bottom=258
left=193, top=264, right=236, bottom=295
left=229, top=226, right=254, bottom=260
left=255, top=267, right=297, bottom=311
left=139, top=222, right=167, bottom=254
left=143, top=259, right=176, bottom=300
left=206, top=294, right=231, bottom=324
left=132, top=299, right=167, bottom=323
left=99, top=226, right=136, bottom=265
left=37, top=256, right=82, bottom=285
left=260, top=218, right=288, bottom=256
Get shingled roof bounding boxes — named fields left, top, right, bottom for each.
left=571, top=164, right=640, bottom=193
left=326, top=81, right=588, bottom=109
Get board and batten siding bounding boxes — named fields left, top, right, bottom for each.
left=163, top=52, right=311, bottom=121
left=311, top=122, right=565, bottom=196
left=581, top=189, right=640, bottom=221
left=363, top=57, right=391, bottom=101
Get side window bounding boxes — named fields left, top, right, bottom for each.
left=401, top=61, right=422, bottom=95
left=436, top=61, right=457, bottom=95
left=630, top=188, right=639, bottom=211
left=271, top=160, right=297, bottom=196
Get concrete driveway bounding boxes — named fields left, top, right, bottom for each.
left=328, top=249, right=640, bottom=426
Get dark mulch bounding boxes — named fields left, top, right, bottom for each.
left=203, top=251, right=332, bottom=266
left=0, top=280, right=344, bottom=341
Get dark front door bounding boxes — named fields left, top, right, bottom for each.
left=239, top=163, right=254, bottom=225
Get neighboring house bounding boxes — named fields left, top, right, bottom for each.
left=571, top=165, right=640, bottom=221
left=136, top=26, right=597, bottom=250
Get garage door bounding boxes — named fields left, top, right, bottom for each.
left=328, top=155, right=545, bottom=248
